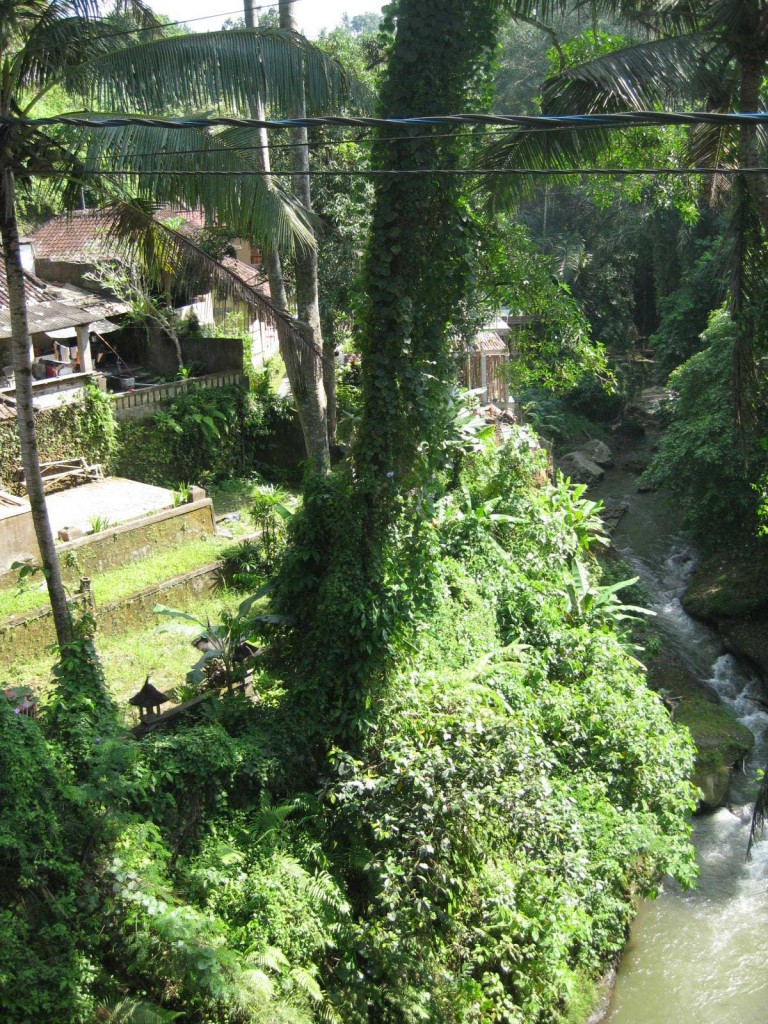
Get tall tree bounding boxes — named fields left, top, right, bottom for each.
left=483, top=0, right=768, bottom=423
left=279, top=0, right=331, bottom=470
left=272, top=0, right=505, bottom=738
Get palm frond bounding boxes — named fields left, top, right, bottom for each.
left=585, top=0, right=702, bottom=37
left=95, top=199, right=315, bottom=349
left=95, top=998, right=181, bottom=1023
left=60, top=28, right=359, bottom=118
left=15, top=2, right=165, bottom=97
left=541, top=33, right=713, bottom=113
left=57, top=120, right=317, bottom=254
left=478, top=122, right=616, bottom=208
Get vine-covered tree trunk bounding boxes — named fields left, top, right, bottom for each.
left=272, top=0, right=502, bottom=739
left=243, top=0, right=330, bottom=471
left=355, top=0, right=501, bottom=494
left=0, top=167, right=73, bottom=646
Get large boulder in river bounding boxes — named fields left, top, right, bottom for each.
left=558, top=451, right=605, bottom=485
left=718, top=616, right=768, bottom=681
left=683, top=546, right=768, bottom=622
left=683, top=545, right=768, bottom=680
left=647, top=654, right=754, bottom=812
left=577, top=439, right=613, bottom=466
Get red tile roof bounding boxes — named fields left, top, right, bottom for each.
left=0, top=255, right=50, bottom=308
left=31, top=208, right=207, bottom=261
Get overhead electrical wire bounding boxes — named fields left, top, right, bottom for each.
left=38, top=167, right=768, bottom=178
left=12, top=110, right=768, bottom=179
left=11, top=111, right=768, bottom=130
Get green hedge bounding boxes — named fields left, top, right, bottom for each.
left=0, top=384, right=115, bottom=494
left=111, top=383, right=297, bottom=488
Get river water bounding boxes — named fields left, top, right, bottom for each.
left=594, top=456, right=768, bottom=1024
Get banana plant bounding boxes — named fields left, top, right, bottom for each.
left=154, top=587, right=292, bottom=691
left=557, top=559, right=654, bottom=626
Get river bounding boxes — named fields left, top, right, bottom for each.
left=593, top=450, right=768, bottom=1024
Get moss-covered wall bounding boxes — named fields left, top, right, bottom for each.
left=0, top=592, right=90, bottom=662
left=0, top=385, right=115, bottom=494
left=56, top=500, right=215, bottom=578
left=0, top=500, right=215, bottom=590
left=0, top=563, right=220, bottom=664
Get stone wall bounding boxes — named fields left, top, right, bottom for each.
left=0, top=591, right=90, bottom=662
left=0, top=563, right=221, bottom=664
left=55, top=499, right=216, bottom=576
left=110, top=372, right=247, bottom=421
left=0, top=499, right=215, bottom=588
left=0, top=503, right=38, bottom=571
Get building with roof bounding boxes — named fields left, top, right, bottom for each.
left=0, top=243, right=128, bottom=419
left=460, top=330, right=509, bottom=406
left=30, top=209, right=280, bottom=367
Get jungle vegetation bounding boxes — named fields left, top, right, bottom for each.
left=3, top=0, right=768, bottom=1021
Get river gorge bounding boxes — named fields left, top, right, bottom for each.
left=587, top=425, right=768, bottom=1023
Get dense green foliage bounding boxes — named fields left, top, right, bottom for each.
left=0, top=428, right=696, bottom=1024
left=643, top=309, right=768, bottom=546
left=112, top=382, right=293, bottom=487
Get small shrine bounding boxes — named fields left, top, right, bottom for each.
left=3, top=687, right=39, bottom=719
left=128, top=677, right=171, bottom=722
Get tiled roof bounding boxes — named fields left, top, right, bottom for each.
left=31, top=207, right=206, bottom=261
left=221, top=255, right=271, bottom=297
left=0, top=254, right=120, bottom=338
left=0, top=255, right=50, bottom=308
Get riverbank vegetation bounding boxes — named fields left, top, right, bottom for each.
left=0, top=424, right=697, bottom=1024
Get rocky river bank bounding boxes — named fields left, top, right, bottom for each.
left=556, top=395, right=760, bottom=812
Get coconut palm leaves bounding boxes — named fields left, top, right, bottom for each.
left=59, top=122, right=317, bottom=254
left=62, top=27, right=356, bottom=117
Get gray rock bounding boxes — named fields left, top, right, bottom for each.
left=558, top=451, right=605, bottom=484
left=600, top=501, right=628, bottom=533
left=578, top=439, right=613, bottom=466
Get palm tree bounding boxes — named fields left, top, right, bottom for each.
left=1, top=0, right=355, bottom=644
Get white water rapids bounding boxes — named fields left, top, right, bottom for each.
left=595, top=463, right=768, bottom=1024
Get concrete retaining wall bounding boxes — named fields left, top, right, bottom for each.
left=0, top=591, right=90, bottom=662
left=0, top=503, right=38, bottom=571
left=0, top=499, right=215, bottom=589
left=111, top=371, right=247, bottom=421
left=0, top=563, right=221, bottom=664
left=56, top=499, right=216, bottom=577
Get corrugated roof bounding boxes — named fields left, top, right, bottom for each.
left=31, top=207, right=206, bottom=261
left=472, top=331, right=507, bottom=353
left=0, top=300, right=95, bottom=340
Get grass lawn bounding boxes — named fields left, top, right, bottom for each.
left=0, top=533, right=251, bottom=621
left=1, top=476, right=298, bottom=717
left=0, top=474, right=301, bottom=620
left=1, top=589, right=247, bottom=713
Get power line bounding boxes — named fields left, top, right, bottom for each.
left=114, top=127, right=516, bottom=161
left=12, top=109, right=768, bottom=132
left=45, top=3, right=282, bottom=47
left=37, top=166, right=768, bottom=177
